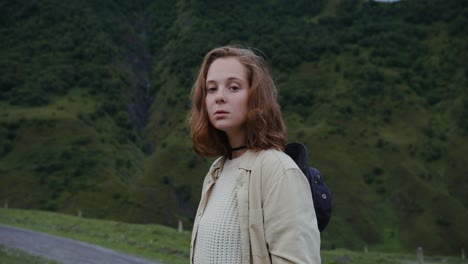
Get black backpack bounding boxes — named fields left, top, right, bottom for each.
left=285, top=142, right=332, bottom=232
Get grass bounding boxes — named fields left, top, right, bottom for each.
left=0, top=244, right=58, bottom=264
left=0, top=208, right=465, bottom=264
left=321, top=249, right=466, bottom=264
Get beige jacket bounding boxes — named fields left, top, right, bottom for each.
left=190, top=149, right=321, bottom=264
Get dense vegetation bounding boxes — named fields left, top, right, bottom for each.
left=0, top=0, right=467, bottom=255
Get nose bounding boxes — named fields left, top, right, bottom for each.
left=215, top=88, right=226, bottom=104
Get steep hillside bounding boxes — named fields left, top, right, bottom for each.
left=0, top=0, right=467, bottom=255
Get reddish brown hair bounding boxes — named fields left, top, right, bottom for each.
left=189, top=46, right=286, bottom=157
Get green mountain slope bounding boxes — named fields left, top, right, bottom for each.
left=1, top=0, right=467, bottom=255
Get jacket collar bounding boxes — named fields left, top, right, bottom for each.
left=209, top=149, right=261, bottom=181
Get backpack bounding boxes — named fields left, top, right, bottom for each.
left=284, top=142, right=332, bottom=232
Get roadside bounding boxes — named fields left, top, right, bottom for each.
left=0, top=224, right=161, bottom=264
left=1, top=244, right=58, bottom=264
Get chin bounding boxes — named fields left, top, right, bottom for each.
left=213, top=125, right=230, bottom=132
left=211, top=120, right=226, bottom=128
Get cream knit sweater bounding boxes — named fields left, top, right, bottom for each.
left=193, top=156, right=242, bottom=264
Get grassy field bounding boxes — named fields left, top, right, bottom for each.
left=0, top=208, right=465, bottom=264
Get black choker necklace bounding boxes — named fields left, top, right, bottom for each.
left=230, top=145, right=247, bottom=151
left=229, top=145, right=247, bottom=159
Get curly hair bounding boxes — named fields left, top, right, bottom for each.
left=189, top=46, right=286, bottom=157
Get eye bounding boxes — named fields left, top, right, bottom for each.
left=229, top=85, right=240, bottom=91
left=207, top=86, right=217, bottom=93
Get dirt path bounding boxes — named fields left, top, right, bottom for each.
left=0, top=224, right=162, bottom=264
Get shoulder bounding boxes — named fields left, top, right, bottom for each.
left=252, top=149, right=302, bottom=184
left=256, top=149, right=298, bottom=171
left=252, top=149, right=311, bottom=205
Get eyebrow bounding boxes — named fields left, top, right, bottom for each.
left=206, top=77, right=244, bottom=84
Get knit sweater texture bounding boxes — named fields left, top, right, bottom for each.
left=193, top=156, right=242, bottom=264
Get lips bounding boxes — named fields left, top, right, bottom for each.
left=214, top=110, right=228, bottom=115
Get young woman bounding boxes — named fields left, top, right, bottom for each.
left=189, top=46, right=321, bottom=264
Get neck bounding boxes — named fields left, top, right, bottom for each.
left=226, top=130, right=246, bottom=159
left=229, top=145, right=247, bottom=159
left=230, top=145, right=247, bottom=151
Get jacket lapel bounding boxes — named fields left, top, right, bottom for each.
left=235, top=150, right=261, bottom=264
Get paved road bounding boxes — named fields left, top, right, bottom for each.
left=0, top=224, right=162, bottom=264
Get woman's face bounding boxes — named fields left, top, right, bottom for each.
left=205, top=57, right=250, bottom=141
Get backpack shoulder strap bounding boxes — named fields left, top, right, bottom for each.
left=285, top=142, right=333, bottom=232
left=284, top=142, right=308, bottom=171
